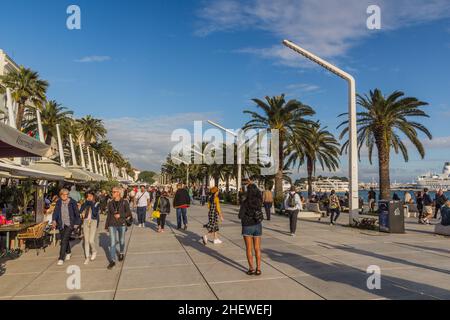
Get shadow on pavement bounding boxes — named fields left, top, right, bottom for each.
left=167, top=221, right=247, bottom=273
left=315, top=241, right=450, bottom=276
left=263, top=248, right=449, bottom=299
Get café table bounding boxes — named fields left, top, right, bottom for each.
left=0, top=222, right=37, bottom=253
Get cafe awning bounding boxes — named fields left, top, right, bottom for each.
left=27, top=159, right=76, bottom=181
left=67, top=166, right=95, bottom=182
left=0, top=122, right=52, bottom=158
left=0, top=159, right=64, bottom=180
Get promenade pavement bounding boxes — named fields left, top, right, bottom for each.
left=1, top=202, right=450, bottom=300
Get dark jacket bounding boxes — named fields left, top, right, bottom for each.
left=173, top=188, right=191, bottom=208
left=435, top=194, right=448, bottom=209
left=423, top=193, right=433, bottom=206
left=105, top=199, right=132, bottom=228
left=238, top=199, right=263, bottom=227
left=79, top=201, right=100, bottom=228
left=154, top=196, right=170, bottom=214
left=52, top=198, right=81, bottom=230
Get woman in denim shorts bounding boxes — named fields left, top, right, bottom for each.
left=238, top=184, right=263, bottom=276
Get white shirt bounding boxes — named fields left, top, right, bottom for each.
left=284, top=192, right=303, bottom=211
left=135, top=191, right=150, bottom=207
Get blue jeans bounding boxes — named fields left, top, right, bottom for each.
left=176, top=208, right=188, bottom=228
left=108, top=226, right=126, bottom=262
left=136, top=206, right=146, bottom=224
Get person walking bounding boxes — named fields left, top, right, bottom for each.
left=202, top=187, right=224, bottom=245
left=153, top=191, right=171, bottom=233
left=238, top=183, right=264, bottom=276
left=105, top=187, right=132, bottom=270
left=434, top=189, right=448, bottom=219
left=69, top=185, right=81, bottom=203
left=98, top=190, right=110, bottom=215
left=79, top=191, right=100, bottom=264
left=200, top=185, right=207, bottom=206
left=368, top=187, right=376, bottom=213
left=404, top=191, right=412, bottom=204
left=416, top=191, right=424, bottom=222
left=188, top=185, right=195, bottom=205
left=328, top=190, right=341, bottom=226
left=262, top=187, right=273, bottom=221
left=421, top=188, right=433, bottom=224
left=284, top=187, right=302, bottom=236
left=52, top=189, right=81, bottom=266
left=173, top=183, right=190, bottom=230
left=134, top=185, right=151, bottom=228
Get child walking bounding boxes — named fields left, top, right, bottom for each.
left=202, top=187, right=224, bottom=245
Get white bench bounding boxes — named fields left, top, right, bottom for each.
left=435, top=224, right=450, bottom=236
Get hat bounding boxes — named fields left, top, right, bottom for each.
left=210, top=186, right=219, bottom=194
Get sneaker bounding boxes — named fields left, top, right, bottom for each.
left=202, top=235, right=208, bottom=245
left=57, top=260, right=64, bottom=266
left=118, top=253, right=124, bottom=261
left=65, top=253, right=72, bottom=261
left=213, top=238, right=223, bottom=244
left=91, top=252, right=97, bottom=261
left=84, top=258, right=89, bottom=265
left=107, top=262, right=116, bottom=270
left=290, top=233, right=296, bottom=237
left=183, top=225, right=188, bottom=231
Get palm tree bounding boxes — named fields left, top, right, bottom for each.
left=77, top=115, right=107, bottom=144
left=338, top=89, right=432, bottom=200
left=0, top=66, right=48, bottom=129
left=287, top=122, right=341, bottom=197
left=243, top=94, right=315, bottom=199
left=23, top=100, right=73, bottom=145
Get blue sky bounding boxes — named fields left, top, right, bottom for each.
left=1, top=0, right=450, bottom=182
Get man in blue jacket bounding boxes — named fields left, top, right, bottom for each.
left=52, top=188, right=81, bottom=266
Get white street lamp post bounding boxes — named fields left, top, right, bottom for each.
left=56, top=124, right=66, bottom=167
left=36, top=109, right=45, bottom=143
left=6, top=88, right=17, bottom=129
left=207, top=120, right=242, bottom=203
left=69, top=134, right=78, bottom=166
left=282, top=40, right=359, bottom=225
left=79, top=141, right=86, bottom=168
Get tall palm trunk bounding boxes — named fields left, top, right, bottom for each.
left=376, top=138, right=391, bottom=200
left=45, top=133, right=53, bottom=146
left=16, top=103, right=26, bottom=129
left=306, top=156, right=314, bottom=198
left=274, top=132, right=285, bottom=199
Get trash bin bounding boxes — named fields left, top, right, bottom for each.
left=378, top=200, right=405, bottom=233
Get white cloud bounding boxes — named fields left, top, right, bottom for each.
left=75, top=56, right=111, bottom=63
left=104, top=112, right=220, bottom=171
left=196, top=0, right=450, bottom=66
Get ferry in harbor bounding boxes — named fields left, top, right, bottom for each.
left=416, top=162, right=450, bottom=191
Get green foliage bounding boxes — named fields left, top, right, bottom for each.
left=86, top=179, right=120, bottom=193
left=138, top=171, right=156, bottom=184
left=15, top=180, right=36, bottom=214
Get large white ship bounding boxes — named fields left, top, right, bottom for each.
left=416, top=162, right=450, bottom=191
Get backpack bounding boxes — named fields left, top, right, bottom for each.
left=441, top=205, right=450, bottom=226
left=288, top=193, right=297, bottom=208
left=329, top=195, right=339, bottom=209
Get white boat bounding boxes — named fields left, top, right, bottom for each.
left=299, top=178, right=349, bottom=193
left=416, top=163, right=450, bottom=191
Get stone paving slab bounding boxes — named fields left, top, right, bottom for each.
left=1, top=202, right=450, bottom=300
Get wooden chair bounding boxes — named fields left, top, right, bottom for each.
left=16, top=222, right=49, bottom=255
